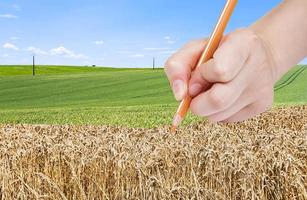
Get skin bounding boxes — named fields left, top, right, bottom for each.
left=165, top=0, right=307, bottom=123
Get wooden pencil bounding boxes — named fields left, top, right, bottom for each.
left=171, top=0, right=238, bottom=133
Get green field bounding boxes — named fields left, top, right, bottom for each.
left=0, top=65, right=306, bottom=127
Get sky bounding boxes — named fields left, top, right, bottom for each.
left=0, top=0, right=306, bottom=67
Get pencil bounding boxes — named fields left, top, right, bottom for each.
left=171, top=0, right=238, bottom=133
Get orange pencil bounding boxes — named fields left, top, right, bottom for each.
left=171, top=0, right=238, bottom=132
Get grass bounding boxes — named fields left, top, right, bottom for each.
left=0, top=65, right=306, bottom=199
left=0, top=65, right=305, bottom=127
left=0, top=65, right=137, bottom=75
left=274, top=65, right=307, bottom=104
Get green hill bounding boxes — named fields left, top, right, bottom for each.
left=274, top=65, right=307, bottom=104
left=0, top=65, right=142, bottom=75
left=0, top=65, right=305, bottom=127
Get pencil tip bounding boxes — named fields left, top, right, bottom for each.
left=170, top=125, right=177, bottom=133
left=170, top=114, right=183, bottom=133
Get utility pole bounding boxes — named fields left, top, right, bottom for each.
left=152, top=57, right=155, bottom=70
left=32, top=55, right=35, bottom=76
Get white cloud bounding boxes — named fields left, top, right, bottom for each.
left=164, top=36, right=176, bottom=44
left=0, top=14, right=18, bottom=19
left=12, top=4, right=22, bottom=11
left=3, top=43, right=19, bottom=50
left=129, top=54, right=145, bottom=58
left=50, top=46, right=87, bottom=59
left=10, top=36, right=20, bottom=40
left=27, top=46, right=48, bottom=55
left=93, top=40, right=104, bottom=45
left=166, top=40, right=176, bottom=44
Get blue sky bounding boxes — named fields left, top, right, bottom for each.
left=0, top=0, right=306, bottom=67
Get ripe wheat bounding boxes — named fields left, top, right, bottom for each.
left=0, top=106, right=306, bottom=200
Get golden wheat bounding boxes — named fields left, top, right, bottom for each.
left=0, top=106, right=306, bottom=200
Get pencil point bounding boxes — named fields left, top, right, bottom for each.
left=170, top=125, right=177, bottom=133
left=171, top=113, right=183, bottom=133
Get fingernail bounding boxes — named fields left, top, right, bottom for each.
left=189, top=83, right=202, bottom=97
left=172, top=80, right=185, bottom=101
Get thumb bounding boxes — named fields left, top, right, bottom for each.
left=189, top=65, right=212, bottom=97
left=164, top=39, right=208, bottom=101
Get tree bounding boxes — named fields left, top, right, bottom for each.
left=32, top=55, right=35, bottom=76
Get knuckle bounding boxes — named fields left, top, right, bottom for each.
left=246, top=30, right=260, bottom=47
left=228, top=28, right=248, bottom=39
left=164, top=58, right=188, bottom=82
left=164, top=59, right=178, bottom=75
left=210, top=61, right=230, bottom=82
left=232, top=28, right=260, bottom=47
left=208, top=89, right=227, bottom=109
left=213, top=67, right=228, bottom=82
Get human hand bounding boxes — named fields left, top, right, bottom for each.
left=165, top=28, right=278, bottom=122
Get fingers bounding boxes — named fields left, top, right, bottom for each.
left=204, top=30, right=250, bottom=83
left=164, top=39, right=208, bottom=101
left=189, top=29, right=259, bottom=96
left=190, top=51, right=257, bottom=117
left=190, top=81, right=244, bottom=117
left=206, top=90, right=254, bottom=122
left=190, top=67, right=253, bottom=117
left=189, top=28, right=270, bottom=119
left=189, top=69, right=212, bottom=97
left=222, top=96, right=273, bottom=123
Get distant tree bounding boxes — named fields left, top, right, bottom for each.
left=32, top=55, right=35, bottom=76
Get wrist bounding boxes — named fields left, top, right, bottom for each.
left=249, top=26, right=282, bottom=82
left=249, top=0, right=307, bottom=82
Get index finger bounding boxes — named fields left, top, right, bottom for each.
left=164, top=39, right=208, bottom=100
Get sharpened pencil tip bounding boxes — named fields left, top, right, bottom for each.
left=171, top=114, right=183, bottom=133
left=170, top=125, right=177, bottom=133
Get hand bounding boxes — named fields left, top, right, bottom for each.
left=165, top=28, right=278, bottom=123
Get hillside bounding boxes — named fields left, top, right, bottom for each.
left=0, top=65, right=305, bottom=127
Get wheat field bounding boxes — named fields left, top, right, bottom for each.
left=0, top=106, right=306, bottom=200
